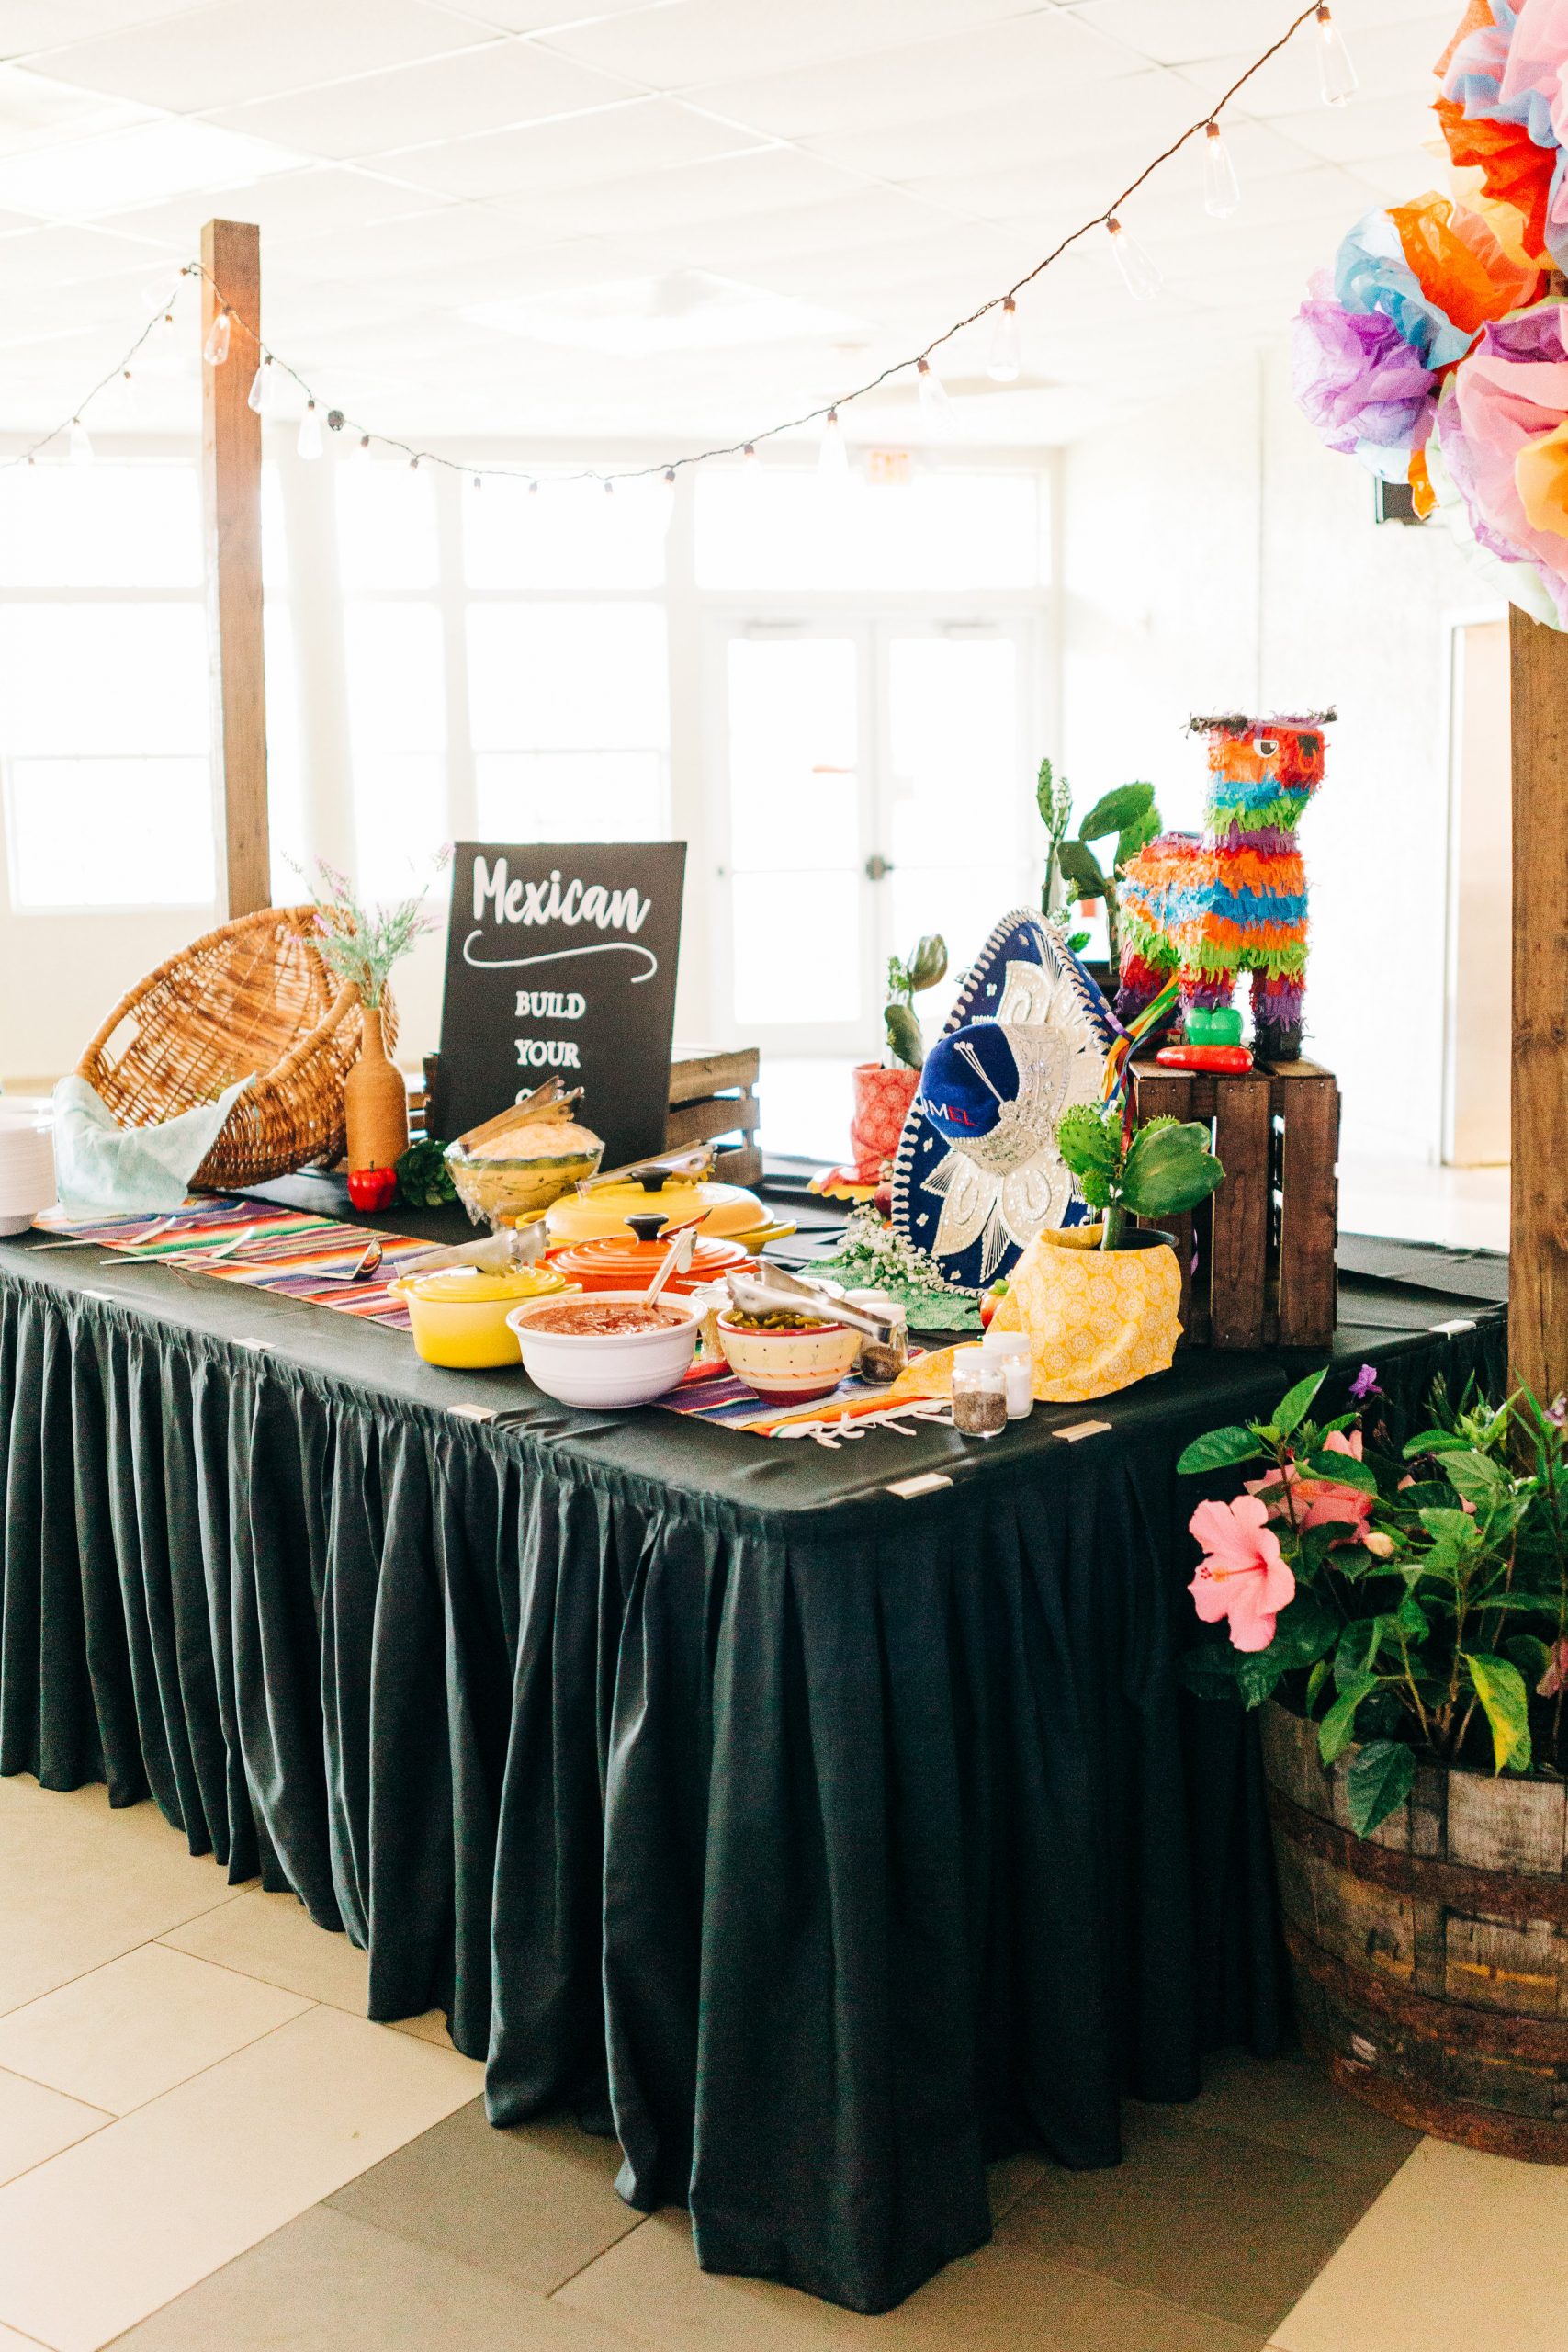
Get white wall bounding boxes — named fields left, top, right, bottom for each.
left=1060, top=344, right=1490, bottom=1170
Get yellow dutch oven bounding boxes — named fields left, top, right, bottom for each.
left=391, top=1262, right=579, bottom=1369
left=541, top=1180, right=794, bottom=1250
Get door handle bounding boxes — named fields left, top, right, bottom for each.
left=864, top=854, right=894, bottom=882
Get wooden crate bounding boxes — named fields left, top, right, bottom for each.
left=413, top=1047, right=761, bottom=1186
left=1132, top=1057, right=1339, bottom=1351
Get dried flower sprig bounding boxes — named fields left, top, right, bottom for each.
left=289, top=849, right=451, bottom=1011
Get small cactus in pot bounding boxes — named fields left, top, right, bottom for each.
left=884, top=934, right=948, bottom=1070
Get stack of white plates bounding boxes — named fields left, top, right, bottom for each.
left=0, top=1107, right=56, bottom=1236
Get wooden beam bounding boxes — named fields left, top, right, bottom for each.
left=199, top=218, right=270, bottom=917
left=1508, top=603, right=1568, bottom=1404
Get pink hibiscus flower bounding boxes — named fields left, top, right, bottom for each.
left=1246, top=1427, right=1373, bottom=1538
left=1189, top=1495, right=1297, bottom=1653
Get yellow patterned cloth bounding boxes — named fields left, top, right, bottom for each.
left=893, top=1229, right=1181, bottom=1406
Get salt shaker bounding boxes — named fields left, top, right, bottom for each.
left=951, top=1351, right=1007, bottom=1438
left=846, top=1289, right=908, bottom=1384
left=980, top=1329, right=1033, bottom=1419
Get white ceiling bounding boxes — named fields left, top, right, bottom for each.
left=0, top=0, right=1461, bottom=452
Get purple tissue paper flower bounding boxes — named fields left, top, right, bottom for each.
left=1348, top=1363, right=1382, bottom=1403
left=1292, top=286, right=1436, bottom=464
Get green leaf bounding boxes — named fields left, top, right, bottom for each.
left=1394, top=1480, right=1453, bottom=1512
left=905, top=933, right=947, bottom=992
left=1299, top=1449, right=1380, bottom=1495
left=1066, top=930, right=1090, bottom=954
left=1318, top=1669, right=1378, bottom=1766
left=1264, top=1588, right=1337, bottom=1673
left=1461, top=1651, right=1533, bottom=1774
left=1335, top=1621, right=1382, bottom=1690
left=1506, top=1634, right=1553, bottom=1687
left=1235, top=1652, right=1287, bottom=1708
left=1274, top=1370, right=1328, bottom=1441
left=1122, top=1119, right=1224, bottom=1218
left=1115, top=808, right=1161, bottom=869
left=1176, top=1425, right=1266, bottom=1474
left=1305, top=1657, right=1332, bottom=1713
left=1439, top=1449, right=1510, bottom=1509
left=1346, top=1740, right=1416, bottom=1839
left=1403, top=1429, right=1466, bottom=1459
left=1056, top=839, right=1108, bottom=896
left=1079, top=782, right=1155, bottom=842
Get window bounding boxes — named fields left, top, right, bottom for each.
left=463, top=473, right=666, bottom=592
left=344, top=600, right=447, bottom=900
left=468, top=602, right=669, bottom=842
left=694, top=467, right=1045, bottom=592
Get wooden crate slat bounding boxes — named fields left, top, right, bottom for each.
left=1210, top=1076, right=1272, bottom=1350
left=714, top=1142, right=763, bottom=1185
left=667, top=1046, right=760, bottom=1106
left=664, top=1090, right=759, bottom=1150
left=1275, top=1071, right=1339, bottom=1349
left=1132, top=1068, right=1198, bottom=1338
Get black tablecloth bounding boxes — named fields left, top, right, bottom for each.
left=0, top=1228, right=1505, bottom=2311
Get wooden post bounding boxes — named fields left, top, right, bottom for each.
left=1508, top=605, right=1568, bottom=1404
left=199, top=218, right=270, bottom=917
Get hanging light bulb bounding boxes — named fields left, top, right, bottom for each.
left=1314, top=5, right=1358, bottom=106
left=471, top=473, right=483, bottom=491
left=818, top=406, right=850, bottom=483
left=246, top=355, right=275, bottom=415
left=409, top=454, right=420, bottom=470
left=69, top=416, right=92, bottom=467
left=141, top=270, right=180, bottom=313
left=916, top=356, right=955, bottom=433
left=987, top=298, right=1021, bottom=384
left=653, top=465, right=677, bottom=536
left=1202, top=121, right=1242, bottom=218
left=158, top=307, right=175, bottom=343
left=297, top=400, right=323, bottom=460
left=203, top=308, right=231, bottom=366
left=1107, top=214, right=1163, bottom=300
left=353, top=432, right=371, bottom=462
left=741, top=440, right=761, bottom=472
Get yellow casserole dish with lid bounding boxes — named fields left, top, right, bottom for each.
left=391, top=1261, right=578, bottom=1369
left=540, top=1180, right=793, bottom=1250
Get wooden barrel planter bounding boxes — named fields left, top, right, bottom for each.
left=1261, top=1700, right=1568, bottom=2160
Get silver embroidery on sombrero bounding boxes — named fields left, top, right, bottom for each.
left=922, top=1008, right=1109, bottom=1282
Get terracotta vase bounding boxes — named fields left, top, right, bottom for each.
left=849, top=1061, right=920, bottom=1176
left=344, top=1000, right=408, bottom=1174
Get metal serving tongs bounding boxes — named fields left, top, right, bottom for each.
left=575, top=1144, right=715, bottom=1197
left=722, top=1265, right=895, bottom=1343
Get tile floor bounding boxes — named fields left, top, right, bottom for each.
left=1, top=1768, right=1565, bottom=2351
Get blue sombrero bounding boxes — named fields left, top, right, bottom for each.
left=891, top=910, right=1119, bottom=1291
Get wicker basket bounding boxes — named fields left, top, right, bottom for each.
left=77, top=906, right=398, bottom=1192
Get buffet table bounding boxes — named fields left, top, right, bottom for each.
left=0, top=1215, right=1505, bottom=2312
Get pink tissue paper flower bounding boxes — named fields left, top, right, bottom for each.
left=1189, top=1495, right=1297, bottom=1653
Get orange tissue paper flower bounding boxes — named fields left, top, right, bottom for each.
left=1408, top=444, right=1438, bottom=514
left=1433, top=97, right=1554, bottom=260
left=1390, top=191, right=1542, bottom=334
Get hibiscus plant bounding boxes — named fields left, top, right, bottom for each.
left=1179, top=1366, right=1568, bottom=1840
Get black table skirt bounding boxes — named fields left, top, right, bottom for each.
left=0, top=1238, right=1505, bottom=2312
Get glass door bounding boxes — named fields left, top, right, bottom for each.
left=709, top=614, right=1036, bottom=1056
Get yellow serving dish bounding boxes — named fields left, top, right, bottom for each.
left=540, top=1180, right=794, bottom=1250
left=391, top=1262, right=579, bottom=1369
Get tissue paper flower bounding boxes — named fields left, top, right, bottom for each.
left=1435, top=95, right=1556, bottom=258
left=1333, top=209, right=1478, bottom=370
left=1292, top=284, right=1438, bottom=470
left=1388, top=193, right=1540, bottom=332
left=1437, top=302, right=1568, bottom=622
left=1188, top=1496, right=1296, bottom=1654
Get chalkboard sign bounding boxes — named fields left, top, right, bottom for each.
left=433, top=841, right=687, bottom=1170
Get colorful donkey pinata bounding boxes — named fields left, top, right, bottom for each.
left=1113, top=713, right=1333, bottom=1065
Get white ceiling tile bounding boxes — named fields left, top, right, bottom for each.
left=0, top=219, right=164, bottom=287
left=1268, top=91, right=1444, bottom=166
left=299, top=200, right=538, bottom=281
left=366, top=96, right=763, bottom=199
left=690, top=12, right=1148, bottom=142
left=1066, top=0, right=1324, bottom=68
left=1172, top=17, right=1450, bottom=120
left=802, top=67, right=1187, bottom=184
left=1343, top=143, right=1451, bottom=198
left=203, top=40, right=633, bottom=162
left=0, top=0, right=198, bottom=51
left=0, top=115, right=306, bottom=217
left=536, top=0, right=1049, bottom=92
left=485, top=145, right=864, bottom=241
left=425, top=0, right=646, bottom=28
left=107, top=162, right=453, bottom=250
left=611, top=187, right=960, bottom=277
left=0, top=61, right=154, bottom=153
left=33, top=0, right=491, bottom=114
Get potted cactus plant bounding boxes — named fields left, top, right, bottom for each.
left=849, top=935, right=948, bottom=1179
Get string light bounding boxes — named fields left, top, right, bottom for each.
left=916, top=356, right=956, bottom=431
left=1107, top=214, right=1163, bottom=300
left=818, top=407, right=850, bottom=483
left=297, top=399, right=323, bottom=459
left=1203, top=122, right=1242, bottom=219
left=1314, top=5, right=1358, bottom=107
left=987, top=297, right=1021, bottom=383
left=0, top=6, right=1343, bottom=481
left=68, top=417, right=92, bottom=467
left=245, top=354, right=275, bottom=414
left=353, top=432, right=371, bottom=462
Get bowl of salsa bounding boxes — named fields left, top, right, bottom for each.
left=506, top=1288, right=702, bottom=1408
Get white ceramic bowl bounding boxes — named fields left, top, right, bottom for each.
left=0, top=1116, right=56, bottom=1234
left=506, top=1289, right=701, bottom=1408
